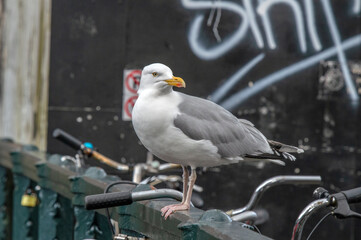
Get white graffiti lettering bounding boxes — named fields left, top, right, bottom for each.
left=321, top=0, right=358, bottom=101
left=182, top=0, right=360, bottom=108
left=304, top=0, right=322, bottom=51
left=210, top=53, right=265, bottom=102
left=257, top=0, right=307, bottom=52
left=220, top=34, right=361, bottom=110
left=182, top=0, right=325, bottom=58
left=183, top=0, right=249, bottom=60
left=243, top=0, right=264, bottom=48
left=353, top=0, right=361, bottom=14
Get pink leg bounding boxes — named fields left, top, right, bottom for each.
left=161, top=166, right=188, bottom=216
left=161, top=167, right=197, bottom=219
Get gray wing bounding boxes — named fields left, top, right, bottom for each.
left=174, top=93, right=272, bottom=158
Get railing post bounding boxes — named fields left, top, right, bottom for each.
left=70, top=167, right=119, bottom=240
left=0, top=139, right=20, bottom=240
left=117, top=184, right=154, bottom=239
left=0, top=166, right=13, bottom=240
left=36, top=154, right=74, bottom=240
left=11, top=147, right=40, bottom=240
left=12, top=172, right=39, bottom=240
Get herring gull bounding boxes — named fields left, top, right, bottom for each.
left=132, top=63, right=304, bottom=219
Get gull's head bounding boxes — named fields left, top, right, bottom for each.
left=139, top=63, right=186, bottom=93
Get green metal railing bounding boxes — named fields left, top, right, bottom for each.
left=0, top=139, right=271, bottom=240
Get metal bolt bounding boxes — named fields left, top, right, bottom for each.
left=329, top=196, right=337, bottom=207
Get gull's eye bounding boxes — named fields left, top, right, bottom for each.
left=152, top=72, right=158, bottom=77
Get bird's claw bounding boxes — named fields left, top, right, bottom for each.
left=161, top=203, right=190, bottom=220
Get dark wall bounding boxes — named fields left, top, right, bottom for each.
left=47, top=0, right=361, bottom=239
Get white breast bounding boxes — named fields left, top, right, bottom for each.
left=132, top=90, right=225, bottom=168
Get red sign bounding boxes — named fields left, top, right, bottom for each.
left=123, top=69, right=141, bottom=121
left=125, top=70, right=141, bottom=94
left=124, top=95, right=138, bottom=118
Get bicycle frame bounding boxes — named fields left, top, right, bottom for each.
left=228, top=175, right=322, bottom=218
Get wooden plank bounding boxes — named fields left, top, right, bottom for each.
left=0, top=0, right=51, bottom=151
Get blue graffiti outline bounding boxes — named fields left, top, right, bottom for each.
left=353, top=0, right=361, bottom=14
left=304, top=0, right=322, bottom=51
left=220, top=34, right=361, bottom=110
left=182, top=0, right=360, bottom=108
left=321, top=0, right=358, bottom=101
left=243, top=0, right=264, bottom=48
left=257, top=0, right=307, bottom=52
left=183, top=0, right=249, bottom=60
left=210, top=53, right=265, bottom=102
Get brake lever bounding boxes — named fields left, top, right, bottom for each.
left=331, top=193, right=361, bottom=219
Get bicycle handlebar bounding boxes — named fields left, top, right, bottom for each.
left=229, top=175, right=322, bottom=216
left=86, top=191, right=133, bottom=210
left=52, top=128, right=129, bottom=172
left=231, top=208, right=269, bottom=225
left=292, top=198, right=329, bottom=240
left=83, top=149, right=129, bottom=171
left=85, top=189, right=184, bottom=210
left=292, top=186, right=361, bottom=240
left=53, top=128, right=82, bottom=150
left=341, top=187, right=361, bottom=204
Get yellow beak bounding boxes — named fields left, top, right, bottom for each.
left=164, top=76, right=186, bottom=88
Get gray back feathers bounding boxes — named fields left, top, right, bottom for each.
left=174, top=93, right=272, bottom=158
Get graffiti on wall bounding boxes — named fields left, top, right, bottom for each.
left=181, top=0, right=361, bottom=110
